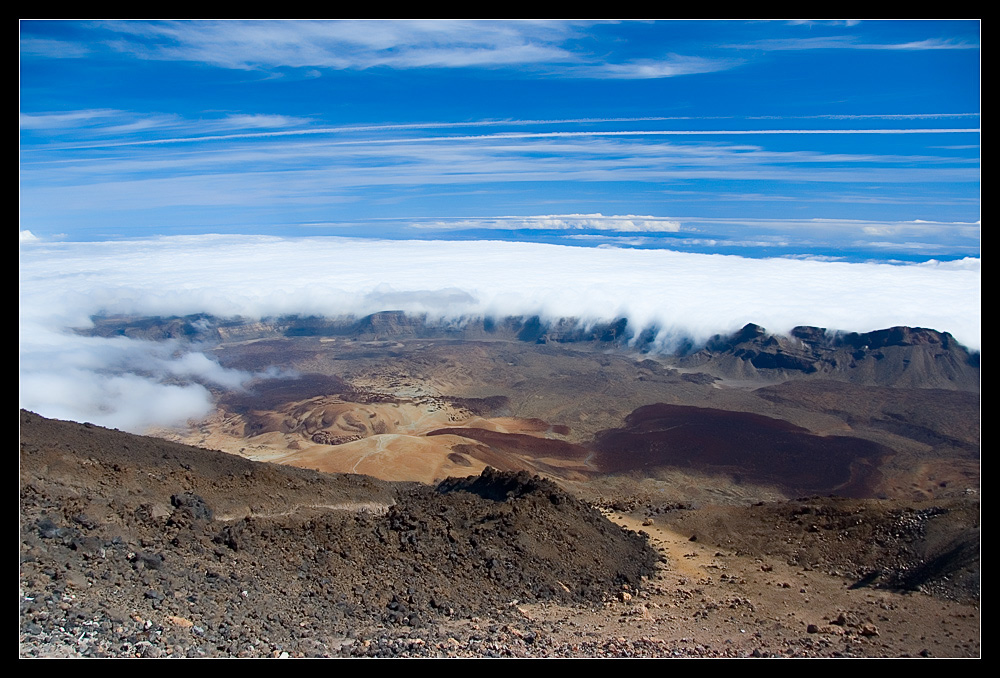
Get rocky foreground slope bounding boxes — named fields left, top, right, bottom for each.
left=20, top=410, right=979, bottom=658
left=19, top=410, right=656, bottom=658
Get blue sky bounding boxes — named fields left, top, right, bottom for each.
left=19, top=21, right=981, bottom=430
left=20, top=20, right=980, bottom=262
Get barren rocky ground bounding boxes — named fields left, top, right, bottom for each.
left=20, top=412, right=660, bottom=657
left=20, top=317, right=980, bottom=657
left=19, top=410, right=980, bottom=658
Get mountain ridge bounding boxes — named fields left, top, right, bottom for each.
left=81, top=313, right=979, bottom=391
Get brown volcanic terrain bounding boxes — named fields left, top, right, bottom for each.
left=21, top=315, right=980, bottom=657
left=148, top=318, right=978, bottom=506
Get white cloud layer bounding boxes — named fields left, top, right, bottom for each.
left=20, top=236, right=980, bottom=431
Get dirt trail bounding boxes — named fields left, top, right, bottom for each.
left=607, top=512, right=714, bottom=580
left=512, top=508, right=980, bottom=657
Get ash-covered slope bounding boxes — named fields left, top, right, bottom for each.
left=19, top=411, right=656, bottom=658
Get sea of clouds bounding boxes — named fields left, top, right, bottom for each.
left=19, top=235, right=980, bottom=432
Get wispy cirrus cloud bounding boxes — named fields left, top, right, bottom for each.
left=410, top=214, right=683, bottom=232
left=24, top=20, right=742, bottom=80
left=19, top=36, right=92, bottom=58
left=21, top=108, right=980, bottom=154
left=587, top=55, right=741, bottom=79
left=734, top=35, right=978, bottom=51
left=18, top=123, right=980, bottom=248
left=96, top=20, right=578, bottom=71
left=785, top=20, right=862, bottom=28
left=19, top=109, right=134, bottom=130
left=219, top=113, right=309, bottom=129
left=37, top=125, right=982, bottom=154
left=22, top=128, right=980, bottom=188
left=399, top=215, right=980, bottom=258
left=21, top=109, right=313, bottom=141
left=750, top=113, right=980, bottom=121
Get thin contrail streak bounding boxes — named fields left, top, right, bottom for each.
left=26, top=121, right=980, bottom=152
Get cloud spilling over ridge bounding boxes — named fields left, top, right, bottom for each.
left=18, top=331, right=241, bottom=433
left=20, top=235, right=980, bottom=431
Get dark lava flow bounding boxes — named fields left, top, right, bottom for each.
left=593, top=404, right=888, bottom=497
left=426, top=427, right=588, bottom=461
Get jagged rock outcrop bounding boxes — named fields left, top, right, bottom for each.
left=681, top=324, right=979, bottom=390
